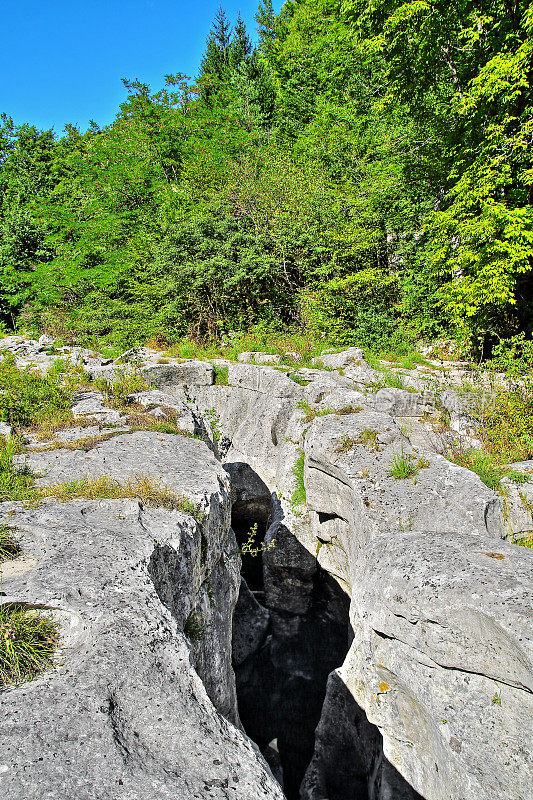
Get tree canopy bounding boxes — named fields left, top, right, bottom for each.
left=0, top=1, right=531, bottom=351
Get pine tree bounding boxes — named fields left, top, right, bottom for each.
left=230, top=13, right=253, bottom=69
left=200, top=6, right=232, bottom=81
left=255, top=0, right=276, bottom=59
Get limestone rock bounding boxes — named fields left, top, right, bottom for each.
left=346, top=530, right=533, bottom=800
left=232, top=578, right=271, bottom=667
left=143, top=360, right=214, bottom=388
left=0, top=498, right=283, bottom=800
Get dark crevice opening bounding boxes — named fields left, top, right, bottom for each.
left=231, top=493, right=353, bottom=800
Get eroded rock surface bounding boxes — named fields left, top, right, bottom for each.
left=1, top=338, right=532, bottom=800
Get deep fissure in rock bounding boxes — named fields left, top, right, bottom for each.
left=230, top=475, right=354, bottom=799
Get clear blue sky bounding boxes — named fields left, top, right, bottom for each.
left=1, top=0, right=283, bottom=134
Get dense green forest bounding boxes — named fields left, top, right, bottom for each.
left=0, top=0, right=532, bottom=354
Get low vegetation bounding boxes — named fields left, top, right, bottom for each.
left=38, top=475, right=203, bottom=518
left=0, top=524, right=21, bottom=562
left=290, top=452, right=306, bottom=508
left=0, top=604, right=59, bottom=688
left=388, top=449, right=429, bottom=480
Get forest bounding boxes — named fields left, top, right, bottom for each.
left=0, top=0, right=532, bottom=356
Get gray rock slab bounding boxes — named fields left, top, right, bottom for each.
left=0, top=499, right=283, bottom=800
left=143, top=360, right=213, bottom=388
left=346, top=529, right=533, bottom=800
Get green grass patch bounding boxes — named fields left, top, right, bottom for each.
left=0, top=437, right=37, bottom=503
left=0, top=604, right=59, bottom=688
left=450, top=448, right=531, bottom=493
left=388, top=448, right=429, bottom=480
left=290, top=452, right=306, bottom=507
left=0, top=354, right=80, bottom=429
left=93, top=369, right=149, bottom=406
left=38, top=474, right=203, bottom=518
left=213, top=364, right=229, bottom=385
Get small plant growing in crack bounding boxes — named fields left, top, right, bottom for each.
left=335, top=435, right=358, bottom=454
left=227, top=524, right=276, bottom=560
left=183, top=609, right=210, bottom=642
left=290, top=452, right=306, bottom=508
left=205, top=407, right=222, bottom=442
left=357, top=429, right=379, bottom=450
left=388, top=448, right=429, bottom=480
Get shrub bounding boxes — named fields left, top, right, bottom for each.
left=0, top=604, right=59, bottom=687
left=303, top=269, right=400, bottom=350
left=0, top=354, right=74, bottom=428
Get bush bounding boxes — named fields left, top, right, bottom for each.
left=303, top=269, right=400, bottom=350
left=0, top=354, right=74, bottom=428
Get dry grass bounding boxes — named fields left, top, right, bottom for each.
left=38, top=474, right=203, bottom=518
left=0, top=525, right=21, bottom=562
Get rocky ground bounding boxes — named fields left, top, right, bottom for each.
left=0, top=336, right=531, bottom=800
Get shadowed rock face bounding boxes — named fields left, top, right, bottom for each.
left=232, top=492, right=354, bottom=800
left=229, top=472, right=420, bottom=800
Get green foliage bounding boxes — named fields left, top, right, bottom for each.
left=0, top=354, right=74, bottom=427
left=0, top=1, right=531, bottom=351
left=93, top=369, right=149, bottom=406
left=0, top=437, right=36, bottom=502
left=212, top=364, right=229, bottom=385
left=205, top=407, right=222, bottom=442
left=0, top=604, right=59, bottom=687
left=290, top=451, right=306, bottom=507
left=304, top=269, right=400, bottom=350
left=183, top=609, right=208, bottom=642
left=388, top=448, right=428, bottom=479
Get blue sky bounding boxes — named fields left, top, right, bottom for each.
left=1, top=1, right=282, bottom=134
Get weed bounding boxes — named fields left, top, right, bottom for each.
left=388, top=448, right=428, bottom=480
left=337, top=404, right=363, bottom=415
left=290, top=452, right=306, bottom=507
left=378, top=369, right=405, bottom=390
left=204, top=407, right=222, bottom=442
left=357, top=429, right=379, bottom=450
left=0, top=604, right=59, bottom=687
left=491, top=691, right=502, bottom=706
left=0, top=438, right=37, bottom=502
left=335, top=435, right=359, bottom=454
left=297, top=400, right=332, bottom=424
left=93, top=369, right=149, bottom=406
left=0, top=525, right=21, bottom=562
left=183, top=609, right=208, bottom=642
left=287, top=372, right=310, bottom=386
left=212, top=364, right=229, bottom=385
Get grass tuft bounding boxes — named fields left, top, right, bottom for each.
left=0, top=604, right=59, bottom=688
left=0, top=525, right=21, bottom=562
left=290, top=452, right=306, bottom=508
left=388, top=448, right=428, bottom=479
